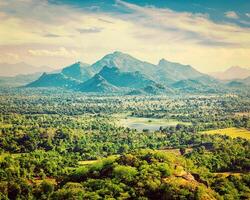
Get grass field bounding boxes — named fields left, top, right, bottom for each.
left=201, top=127, right=250, bottom=140
left=114, top=113, right=191, bottom=131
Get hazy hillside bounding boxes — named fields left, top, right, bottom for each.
left=156, top=59, right=204, bottom=84
left=61, top=62, right=93, bottom=82
left=211, top=66, right=250, bottom=80
left=26, top=73, right=79, bottom=88
left=0, top=62, right=53, bottom=77
left=0, top=73, right=42, bottom=87
left=226, top=76, right=250, bottom=88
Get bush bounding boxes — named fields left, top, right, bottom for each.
left=113, top=165, right=138, bottom=182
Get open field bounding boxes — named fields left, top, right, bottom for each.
left=201, top=127, right=250, bottom=140
left=114, top=113, right=191, bottom=131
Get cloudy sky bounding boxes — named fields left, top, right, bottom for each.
left=0, top=0, right=249, bottom=72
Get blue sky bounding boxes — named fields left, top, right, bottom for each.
left=50, top=0, right=250, bottom=26
left=0, top=0, right=249, bottom=72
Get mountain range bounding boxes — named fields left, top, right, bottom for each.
left=26, top=51, right=213, bottom=94
left=1, top=51, right=249, bottom=94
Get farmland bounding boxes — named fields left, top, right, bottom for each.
left=201, top=127, right=250, bottom=140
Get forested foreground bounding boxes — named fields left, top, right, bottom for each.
left=0, top=89, right=250, bottom=199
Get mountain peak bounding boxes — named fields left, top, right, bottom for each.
left=158, top=58, right=168, bottom=63
left=91, top=51, right=156, bottom=80
left=158, top=58, right=171, bottom=65
left=104, top=51, right=132, bottom=60
left=113, top=51, right=124, bottom=55
left=70, top=61, right=89, bottom=67
left=41, top=72, right=48, bottom=77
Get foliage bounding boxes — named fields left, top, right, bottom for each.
left=0, top=89, right=249, bottom=199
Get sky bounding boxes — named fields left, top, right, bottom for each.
left=0, top=0, right=249, bottom=73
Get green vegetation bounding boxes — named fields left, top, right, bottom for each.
left=0, top=88, right=249, bottom=199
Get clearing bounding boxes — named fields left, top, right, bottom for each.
left=114, top=113, right=191, bottom=131
left=201, top=127, right=250, bottom=140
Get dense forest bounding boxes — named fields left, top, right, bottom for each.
left=0, top=88, right=249, bottom=199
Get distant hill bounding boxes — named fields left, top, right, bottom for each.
left=78, top=74, right=120, bottom=93
left=126, top=89, right=146, bottom=95
left=26, top=73, right=79, bottom=88
left=91, top=51, right=156, bottom=80
left=211, top=66, right=250, bottom=80
left=127, top=85, right=173, bottom=95
left=0, top=73, right=42, bottom=87
left=78, top=66, right=163, bottom=93
left=171, top=78, right=223, bottom=93
left=98, top=66, right=157, bottom=89
left=61, top=62, right=93, bottom=81
left=0, top=62, right=54, bottom=77
left=172, top=79, right=205, bottom=92
left=156, top=59, right=204, bottom=84
left=23, top=51, right=240, bottom=94
left=242, top=76, right=250, bottom=85
left=226, top=76, right=250, bottom=88
left=143, top=85, right=165, bottom=95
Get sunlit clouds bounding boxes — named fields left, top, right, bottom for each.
left=0, top=0, right=249, bottom=72
left=224, top=11, right=239, bottom=19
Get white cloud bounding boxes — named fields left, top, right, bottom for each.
left=0, top=0, right=249, bottom=72
left=246, top=13, right=250, bottom=18
left=224, top=11, right=239, bottom=19
left=6, top=52, right=19, bottom=59
left=28, top=47, right=80, bottom=58
left=77, top=27, right=103, bottom=34
left=117, top=1, right=250, bottom=46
